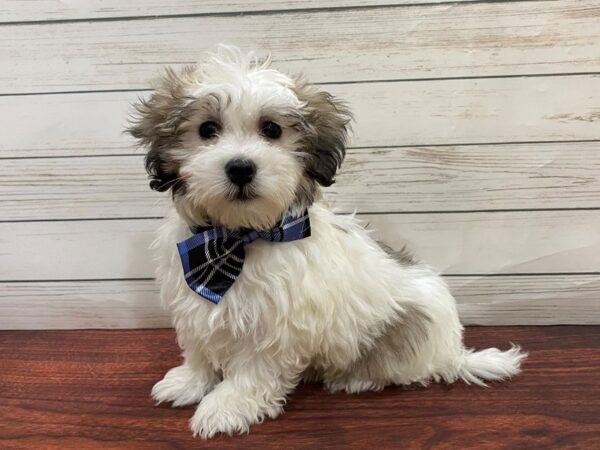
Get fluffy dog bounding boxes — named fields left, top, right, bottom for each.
left=127, top=47, right=526, bottom=438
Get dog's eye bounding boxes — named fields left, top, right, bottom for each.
left=260, top=121, right=282, bottom=140
left=199, top=121, right=220, bottom=139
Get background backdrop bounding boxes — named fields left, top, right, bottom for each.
left=1, top=0, right=599, bottom=328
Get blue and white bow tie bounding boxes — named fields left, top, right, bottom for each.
left=177, top=210, right=311, bottom=303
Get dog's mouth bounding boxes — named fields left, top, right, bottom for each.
left=227, top=186, right=258, bottom=202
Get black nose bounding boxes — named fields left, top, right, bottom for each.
left=225, top=158, right=256, bottom=187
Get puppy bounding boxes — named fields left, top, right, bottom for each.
left=127, top=47, right=526, bottom=438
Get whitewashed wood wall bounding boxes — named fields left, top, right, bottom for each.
left=1, top=0, right=599, bottom=329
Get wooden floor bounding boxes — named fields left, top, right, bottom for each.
left=1, top=327, right=598, bottom=449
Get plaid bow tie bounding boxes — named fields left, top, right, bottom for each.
left=177, top=210, right=311, bottom=303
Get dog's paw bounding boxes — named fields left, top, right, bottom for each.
left=151, top=365, right=216, bottom=407
left=190, top=387, right=282, bottom=438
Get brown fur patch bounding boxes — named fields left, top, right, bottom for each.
left=377, top=241, right=418, bottom=265
left=292, top=78, right=353, bottom=188
left=126, top=66, right=198, bottom=193
left=321, top=304, right=433, bottom=390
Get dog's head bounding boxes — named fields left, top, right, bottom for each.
left=127, top=47, right=352, bottom=229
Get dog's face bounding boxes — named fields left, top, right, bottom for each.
left=128, top=49, right=351, bottom=229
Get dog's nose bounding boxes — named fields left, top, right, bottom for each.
left=225, top=158, right=256, bottom=187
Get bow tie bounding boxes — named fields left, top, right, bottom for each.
left=177, top=210, right=311, bottom=303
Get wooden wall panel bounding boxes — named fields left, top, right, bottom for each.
left=1, top=210, right=599, bottom=281
left=1, top=1, right=471, bottom=23
left=3, top=141, right=600, bottom=220
left=1, top=0, right=598, bottom=327
left=0, top=280, right=169, bottom=329
left=2, top=76, right=600, bottom=158
left=1, top=1, right=599, bottom=94
left=2, top=274, right=598, bottom=329
left=450, top=275, right=600, bottom=325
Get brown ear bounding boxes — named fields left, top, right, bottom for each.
left=293, top=80, right=353, bottom=187
left=126, top=66, right=196, bottom=192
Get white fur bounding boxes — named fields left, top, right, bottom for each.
left=145, top=48, right=526, bottom=438
left=153, top=205, right=526, bottom=438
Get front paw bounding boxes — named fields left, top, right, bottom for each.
left=190, top=387, right=283, bottom=438
left=152, top=365, right=216, bottom=407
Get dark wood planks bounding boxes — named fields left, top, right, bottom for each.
left=1, top=326, right=598, bottom=449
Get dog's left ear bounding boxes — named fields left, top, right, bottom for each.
left=293, top=80, right=353, bottom=187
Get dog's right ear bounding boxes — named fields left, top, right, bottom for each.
left=292, top=79, right=353, bottom=187
left=126, top=66, right=196, bottom=192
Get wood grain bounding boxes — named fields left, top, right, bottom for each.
left=0, top=0, right=473, bottom=23
left=3, top=75, right=600, bottom=158
left=1, top=209, right=599, bottom=281
left=3, top=141, right=600, bottom=221
left=1, top=326, right=598, bottom=448
left=2, top=1, right=600, bottom=94
left=0, top=280, right=169, bottom=330
left=450, top=275, right=600, bottom=325
left=1, top=275, right=599, bottom=329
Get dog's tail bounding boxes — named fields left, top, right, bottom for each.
left=456, top=344, right=527, bottom=386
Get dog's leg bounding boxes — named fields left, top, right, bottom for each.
left=189, top=349, right=305, bottom=438
left=152, top=350, right=219, bottom=407
left=323, top=303, right=438, bottom=393
left=324, top=286, right=525, bottom=392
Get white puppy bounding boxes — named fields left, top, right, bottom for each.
left=127, top=47, right=526, bottom=438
